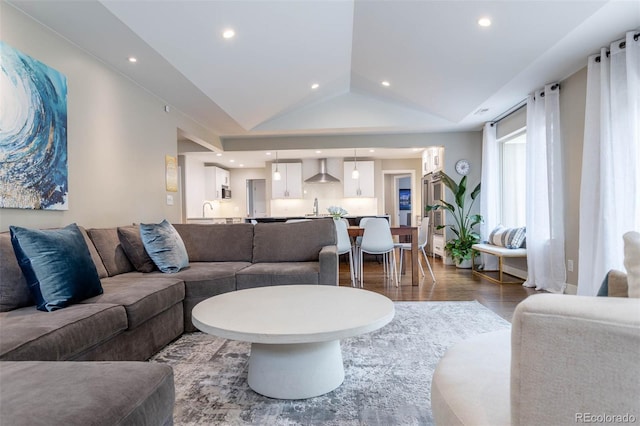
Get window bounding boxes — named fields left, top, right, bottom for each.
left=498, top=129, right=526, bottom=227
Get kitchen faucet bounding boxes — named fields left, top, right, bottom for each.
left=202, top=201, right=214, bottom=218
left=313, top=198, right=319, bottom=216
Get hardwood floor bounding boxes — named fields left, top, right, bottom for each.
left=338, top=254, right=539, bottom=321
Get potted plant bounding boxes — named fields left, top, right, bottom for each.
left=426, top=173, right=482, bottom=268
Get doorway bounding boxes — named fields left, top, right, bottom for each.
left=382, top=170, right=416, bottom=228
left=247, top=179, right=266, bottom=218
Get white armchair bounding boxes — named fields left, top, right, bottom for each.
left=431, top=293, right=640, bottom=425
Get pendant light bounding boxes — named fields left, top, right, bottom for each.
left=273, top=152, right=282, bottom=181
left=351, top=149, right=360, bottom=179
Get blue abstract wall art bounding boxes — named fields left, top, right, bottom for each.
left=0, top=42, right=68, bottom=210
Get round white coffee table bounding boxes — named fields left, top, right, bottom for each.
left=191, top=285, right=394, bottom=399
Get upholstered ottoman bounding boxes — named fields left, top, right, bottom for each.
left=0, top=361, right=174, bottom=425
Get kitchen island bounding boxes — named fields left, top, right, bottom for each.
left=245, top=215, right=390, bottom=225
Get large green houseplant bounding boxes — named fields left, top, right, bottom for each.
left=426, top=173, right=482, bottom=267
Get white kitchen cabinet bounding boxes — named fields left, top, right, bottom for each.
left=204, top=166, right=230, bottom=200
left=343, top=160, right=374, bottom=197
left=271, top=162, right=302, bottom=198
left=422, top=147, right=444, bottom=175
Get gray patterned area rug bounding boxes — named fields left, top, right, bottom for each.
left=150, top=301, right=510, bottom=425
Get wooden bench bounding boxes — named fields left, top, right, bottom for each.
left=471, top=243, right=527, bottom=284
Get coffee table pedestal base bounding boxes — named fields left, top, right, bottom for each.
left=248, top=340, right=344, bottom=399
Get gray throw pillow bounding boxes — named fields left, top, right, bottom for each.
left=117, top=225, right=156, bottom=273
left=139, top=220, right=189, bottom=273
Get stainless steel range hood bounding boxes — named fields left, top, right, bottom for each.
left=304, top=158, right=340, bottom=183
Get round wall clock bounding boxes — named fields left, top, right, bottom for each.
left=455, top=159, right=470, bottom=176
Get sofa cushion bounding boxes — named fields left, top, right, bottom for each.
left=236, top=262, right=319, bottom=290
left=88, top=227, right=135, bottom=276
left=82, top=274, right=185, bottom=330
left=0, top=232, right=33, bottom=312
left=155, top=262, right=248, bottom=299
left=78, top=226, right=108, bottom=279
left=0, top=303, right=127, bottom=361
left=9, top=224, right=103, bottom=312
left=117, top=225, right=156, bottom=273
left=0, top=361, right=174, bottom=426
left=140, top=220, right=189, bottom=273
left=252, top=219, right=336, bottom=263
left=173, top=223, right=254, bottom=262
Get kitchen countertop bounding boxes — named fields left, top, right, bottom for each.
left=244, top=215, right=389, bottom=223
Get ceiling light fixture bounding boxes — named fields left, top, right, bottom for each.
left=128, top=57, right=137, bottom=63
left=351, top=149, right=359, bottom=179
left=311, top=83, right=319, bottom=90
left=381, top=80, right=390, bottom=87
left=478, top=17, right=491, bottom=27
left=222, top=29, right=235, bottom=39
left=216, top=153, right=222, bottom=157
left=273, top=152, right=282, bottom=181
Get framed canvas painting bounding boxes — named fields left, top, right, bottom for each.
left=0, top=42, right=68, bottom=210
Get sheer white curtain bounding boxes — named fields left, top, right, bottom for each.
left=524, top=84, right=566, bottom=293
left=480, top=122, right=498, bottom=270
left=578, top=31, right=640, bottom=296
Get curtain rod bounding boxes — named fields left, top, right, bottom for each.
left=489, top=99, right=527, bottom=126
left=595, top=32, right=639, bottom=62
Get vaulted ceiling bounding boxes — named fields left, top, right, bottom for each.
left=8, top=0, right=640, bottom=143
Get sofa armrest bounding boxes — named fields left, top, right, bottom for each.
left=511, top=294, right=640, bottom=426
left=318, top=245, right=338, bottom=286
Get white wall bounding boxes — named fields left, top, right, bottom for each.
left=0, top=3, right=220, bottom=231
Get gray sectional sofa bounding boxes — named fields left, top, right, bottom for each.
left=0, top=219, right=338, bottom=425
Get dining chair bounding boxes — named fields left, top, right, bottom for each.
left=398, top=217, right=436, bottom=283
left=358, top=218, right=398, bottom=287
left=334, top=218, right=356, bottom=287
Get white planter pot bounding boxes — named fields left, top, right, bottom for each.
left=456, top=258, right=472, bottom=269
left=443, top=254, right=455, bottom=266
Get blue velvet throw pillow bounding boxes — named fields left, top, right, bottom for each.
left=9, top=223, right=103, bottom=312
left=139, top=220, right=189, bottom=273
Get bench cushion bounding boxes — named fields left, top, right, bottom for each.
left=472, top=243, right=527, bottom=257
left=0, top=361, right=174, bottom=426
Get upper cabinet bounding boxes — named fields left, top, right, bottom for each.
left=422, top=147, right=445, bottom=175
left=271, top=162, right=302, bottom=198
left=343, top=160, right=374, bottom=197
left=204, top=166, right=230, bottom=200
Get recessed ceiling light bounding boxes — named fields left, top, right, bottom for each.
left=128, top=57, right=137, bottom=63
left=216, top=153, right=222, bottom=157
left=311, top=83, right=319, bottom=90
left=369, top=149, right=375, bottom=153
left=315, top=150, right=322, bottom=154
left=381, top=80, right=390, bottom=87
left=239, top=164, right=244, bottom=167
left=265, top=152, right=272, bottom=156
left=229, top=159, right=235, bottom=163
left=222, top=29, right=235, bottom=39
left=478, top=17, right=491, bottom=27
